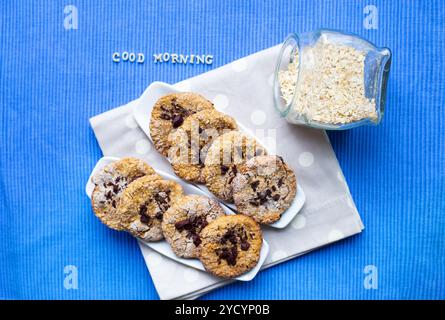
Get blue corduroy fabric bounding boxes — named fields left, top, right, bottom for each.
left=0, top=0, right=444, bottom=299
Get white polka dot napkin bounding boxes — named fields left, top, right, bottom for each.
left=89, top=45, right=364, bottom=300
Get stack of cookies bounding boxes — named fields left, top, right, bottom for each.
left=149, top=92, right=297, bottom=225
left=90, top=157, right=263, bottom=278
left=89, top=92, right=298, bottom=279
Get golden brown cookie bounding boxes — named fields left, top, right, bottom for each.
left=149, top=92, right=214, bottom=156
left=118, top=177, right=183, bottom=241
left=199, top=215, right=262, bottom=278
left=91, top=158, right=161, bottom=230
left=232, top=155, right=297, bottom=224
left=203, top=131, right=267, bottom=202
left=169, top=109, right=238, bottom=183
left=162, top=195, right=226, bottom=258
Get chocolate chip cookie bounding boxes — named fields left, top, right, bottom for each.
left=199, top=214, right=262, bottom=278
left=232, top=155, right=297, bottom=224
left=162, top=195, right=226, bottom=258
left=169, top=109, right=238, bottom=183
left=203, top=131, right=267, bottom=202
left=91, top=157, right=161, bottom=230
left=117, top=177, right=183, bottom=241
left=149, top=92, right=214, bottom=156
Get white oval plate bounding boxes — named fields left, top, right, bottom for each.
left=86, top=156, right=270, bottom=281
left=132, top=81, right=306, bottom=228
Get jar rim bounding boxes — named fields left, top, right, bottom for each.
left=273, top=33, right=301, bottom=117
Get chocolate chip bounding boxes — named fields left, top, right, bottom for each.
left=257, top=190, right=270, bottom=204
left=220, top=165, right=229, bottom=174
left=227, top=176, right=235, bottom=185
left=140, top=215, right=150, bottom=223
left=278, top=177, right=284, bottom=187
left=154, top=193, right=166, bottom=204
left=172, top=115, right=184, bottom=128
left=115, top=177, right=121, bottom=183
left=139, top=205, right=147, bottom=216
left=231, top=165, right=237, bottom=175
left=183, top=221, right=193, bottom=230
left=111, top=200, right=116, bottom=208
left=272, top=194, right=281, bottom=201
left=175, top=219, right=190, bottom=231
left=154, top=192, right=171, bottom=213
left=191, top=234, right=201, bottom=247
left=160, top=113, right=172, bottom=120
left=105, top=190, right=113, bottom=200
left=217, top=246, right=238, bottom=266
left=251, top=180, right=260, bottom=191
left=240, top=241, right=250, bottom=251
left=155, top=212, right=163, bottom=220
left=271, top=185, right=277, bottom=192
left=175, top=216, right=209, bottom=247
left=112, top=184, right=119, bottom=194
left=249, top=200, right=259, bottom=206
left=200, top=218, right=208, bottom=229
left=258, top=189, right=272, bottom=199
left=221, top=229, right=238, bottom=245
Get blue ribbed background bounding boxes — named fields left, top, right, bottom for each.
left=1, top=0, right=444, bottom=299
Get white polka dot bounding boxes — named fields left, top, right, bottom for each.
left=231, top=58, right=248, bottom=72
left=125, top=114, right=138, bottom=129
left=135, top=139, right=151, bottom=154
left=155, top=277, right=170, bottom=288
left=328, top=229, right=345, bottom=242
left=183, top=268, right=200, bottom=282
left=250, top=110, right=267, bottom=125
left=124, top=131, right=141, bottom=142
left=175, top=81, right=192, bottom=92
left=153, top=264, right=170, bottom=277
left=298, top=152, right=314, bottom=167
left=147, top=251, right=164, bottom=267
left=271, top=250, right=287, bottom=261
left=291, top=214, right=306, bottom=230
left=212, top=94, right=229, bottom=110
left=268, top=73, right=275, bottom=87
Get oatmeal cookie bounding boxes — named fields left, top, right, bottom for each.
left=118, top=177, right=183, bottom=241
left=169, top=109, right=238, bottom=183
left=203, top=131, right=267, bottom=202
left=91, top=158, right=161, bottom=230
left=199, top=214, right=262, bottom=278
left=149, top=92, right=214, bottom=156
left=162, top=195, right=226, bottom=258
left=232, top=155, right=296, bottom=224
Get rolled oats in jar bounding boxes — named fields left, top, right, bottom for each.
left=273, top=29, right=391, bottom=130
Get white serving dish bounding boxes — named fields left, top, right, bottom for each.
left=86, top=156, right=270, bottom=281
left=132, top=81, right=306, bottom=228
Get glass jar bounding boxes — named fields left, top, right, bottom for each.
left=273, top=29, right=391, bottom=130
